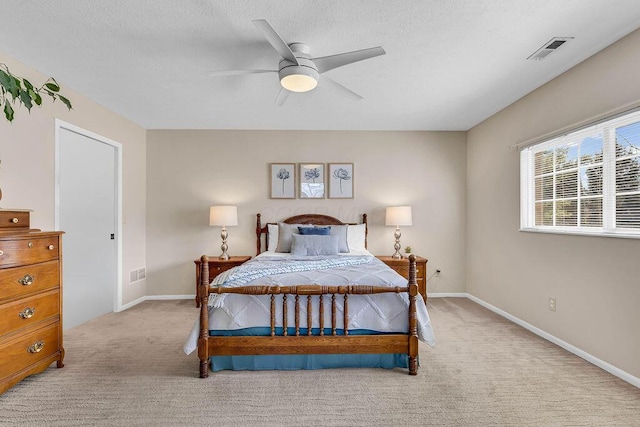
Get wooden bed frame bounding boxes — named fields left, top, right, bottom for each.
left=197, top=213, right=419, bottom=378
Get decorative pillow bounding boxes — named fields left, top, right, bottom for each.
left=267, top=224, right=278, bottom=251
left=347, top=224, right=367, bottom=251
left=329, top=224, right=349, bottom=253
left=298, top=226, right=332, bottom=235
left=290, top=234, right=339, bottom=256
left=275, top=223, right=304, bottom=253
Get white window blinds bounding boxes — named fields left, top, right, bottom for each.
left=521, top=109, right=640, bottom=237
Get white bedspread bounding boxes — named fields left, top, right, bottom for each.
left=184, top=252, right=436, bottom=354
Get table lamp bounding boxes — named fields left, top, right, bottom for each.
left=209, top=206, right=238, bottom=260
left=385, top=206, right=412, bottom=259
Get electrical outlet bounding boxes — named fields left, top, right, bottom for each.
left=435, top=269, right=441, bottom=277
left=137, top=267, right=146, bottom=280
left=549, top=297, right=556, bottom=312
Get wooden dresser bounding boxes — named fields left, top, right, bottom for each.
left=376, top=255, right=428, bottom=303
left=0, top=209, right=64, bottom=395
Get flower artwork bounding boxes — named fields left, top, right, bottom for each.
left=328, top=163, right=354, bottom=198
left=300, top=163, right=325, bottom=198
left=270, top=163, right=295, bottom=198
left=277, top=168, right=290, bottom=193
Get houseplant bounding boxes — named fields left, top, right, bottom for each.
left=0, top=63, right=72, bottom=122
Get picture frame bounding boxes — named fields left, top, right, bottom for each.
left=328, top=163, right=354, bottom=199
left=299, top=163, right=325, bottom=198
left=270, top=163, right=296, bottom=199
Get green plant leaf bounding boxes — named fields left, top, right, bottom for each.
left=23, top=78, right=33, bottom=91
left=19, top=90, right=33, bottom=110
left=44, top=82, right=60, bottom=92
left=28, top=89, right=42, bottom=106
left=0, top=70, right=19, bottom=98
left=58, top=95, right=72, bottom=110
left=3, top=102, right=14, bottom=121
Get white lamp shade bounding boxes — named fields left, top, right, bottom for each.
left=385, top=206, right=412, bottom=226
left=209, top=206, right=238, bottom=226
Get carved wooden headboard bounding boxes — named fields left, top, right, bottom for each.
left=255, top=213, right=368, bottom=255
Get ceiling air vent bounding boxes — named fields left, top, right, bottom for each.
left=527, top=37, right=574, bottom=60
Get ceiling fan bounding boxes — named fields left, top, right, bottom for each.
left=210, top=19, right=386, bottom=106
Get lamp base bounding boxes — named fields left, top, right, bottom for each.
left=219, top=226, right=230, bottom=261
left=391, top=226, right=402, bottom=259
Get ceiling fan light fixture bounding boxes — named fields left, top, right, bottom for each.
left=279, top=65, right=319, bottom=93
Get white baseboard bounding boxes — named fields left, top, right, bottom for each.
left=120, top=294, right=195, bottom=311
left=428, top=292, right=467, bottom=298
left=466, top=293, right=640, bottom=389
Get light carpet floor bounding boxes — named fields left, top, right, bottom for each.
left=0, top=298, right=638, bottom=426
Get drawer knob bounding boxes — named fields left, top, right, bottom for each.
left=28, top=242, right=33, bottom=248
left=11, top=217, right=19, bottom=223
left=0, top=250, right=3, bottom=256
left=48, top=244, right=55, bottom=250
left=27, top=340, right=45, bottom=354
left=19, top=307, right=36, bottom=319
left=18, top=274, right=34, bottom=286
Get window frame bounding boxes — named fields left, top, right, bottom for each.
left=520, top=109, right=640, bottom=239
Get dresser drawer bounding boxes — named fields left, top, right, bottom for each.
left=0, top=236, right=60, bottom=268
left=0, top=211, right=30, bottom=230
left=0, top=290, right=60, bottom=337
left=0, top=260, right=60, bottom=302
left=0, top=322, right=60, bottom=379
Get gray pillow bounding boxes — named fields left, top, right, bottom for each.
left=330, top=224, right=349, bottom=253
left=275, top=223, right=304, bottom=253
left=290, top=234, right=339, bottom=256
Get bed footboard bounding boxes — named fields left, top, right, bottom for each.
left=197, top=255, right=420, bottom=377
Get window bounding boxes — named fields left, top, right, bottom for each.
left=521, top=109, right=640, bottom=237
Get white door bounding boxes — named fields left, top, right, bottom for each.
left=58, top=127, right=117, bottom=329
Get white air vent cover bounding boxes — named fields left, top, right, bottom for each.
left=527, top=37, right=574, bottom=60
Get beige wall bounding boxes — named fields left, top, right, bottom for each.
left=0, top=52, right=147, bottom=305
left=467, top=29, right=640, bottom=378
left=146, top=130, right=467, bottom=296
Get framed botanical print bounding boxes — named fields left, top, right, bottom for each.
left=270, top=163, right=295, bottom=199
left=328, top=163, right=354, bottom=199
left=299, top=163, right=325, bottom=198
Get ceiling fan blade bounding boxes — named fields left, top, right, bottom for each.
left=312, top=47, right=386, bottom=73
left=274, top=87, right=289, bottom=107
left=320, top=76, right=363, bottom=101
left=207, top=69, right=277, bottom=77
left=252, top=19, right=299, bottom=65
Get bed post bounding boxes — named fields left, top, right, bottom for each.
left=256, top=213, right=262, bottom=255
left=407, top=254, right=419, bottom=375
left=362, top=213, right=368, bottom=249
left=198, top=255, right=210, bottom=378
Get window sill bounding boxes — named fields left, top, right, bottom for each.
left=519, top=228, right=640, bottom=240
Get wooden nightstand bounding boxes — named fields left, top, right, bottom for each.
left=193, top=256, right=251, bottom=307
left=376, top=256, right=428, bottom=303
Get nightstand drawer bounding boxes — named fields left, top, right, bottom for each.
left=376, top=255, right=428, bottom=303
left=194, top=256, right=252, bottom=307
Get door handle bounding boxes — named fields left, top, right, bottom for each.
left=110, top=234, right=115, bottom=240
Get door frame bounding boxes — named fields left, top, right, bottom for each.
left=54, top=119, right=124, bottom=312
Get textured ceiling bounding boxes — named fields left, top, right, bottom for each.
left=1, top=1, right=640, bottom=130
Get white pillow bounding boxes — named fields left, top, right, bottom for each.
left=267, top=224, right=278, bottom=251
left=347, top=224, right=366, bottom=251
